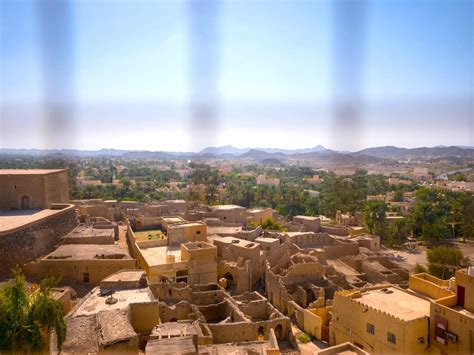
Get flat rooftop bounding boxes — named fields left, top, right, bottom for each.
left=248, top=208, right=271, bottom=213
left=169, top=222, right=205, bottom=229
left=183, top=241, right=215, bottom=251
left=139, top=245, right=182, bottom=266
left=133, top=229, right=166, bottom=241
left=65, top=224, right=114, bottom=238
left=162, top=199, right=186, bottom=204
left=210, top=235, right=243, bottom=244
left=101, top=270, right=145, bottom=283
left=0, top=205, right=74, bottom=234
left=211, top=204, right=245, bottom=210
left=71, top=287, right=155, bottom=317
left=207, top=226, right=242, bottom=235
left=354, top=287, right=430, bottom=321
left=45, top=244, right=131, bottom=261
left=0, top=169, right=66, bottom=175
left=152, top=322, right=198, bottom=337
left=146, top=336, right=196, bottom=354
left=294, top=215, right=320, bottom=220
left=161, top=216, right=185, bottom=224
left=255, top=237, right=281, bottom=244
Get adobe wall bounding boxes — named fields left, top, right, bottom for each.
left=0, top=174, right=46, bottom=209
left=323, top=242, right=359, bottom=260
left=63, top=234, right=114, bottom=245
left=0, top=171, right=69, bottom=210
left=158, top=301, right=197, bottom=322
left=321, top=225, right=350, bottom=236
left=207, top=317, right=290, bottom=343
left=130, top=301, right=160, bottom=333
left=0, top=206, right=78, bottom=279
left=24, top=258, right=136, bottom=285
left=43, top=171, right=70, bottom=206
left=292, top=216, right=321, bottom=232
left=78, top=205, right=109, bottom=219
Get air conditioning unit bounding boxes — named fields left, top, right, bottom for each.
left=447, top=332, right=458, bottom=343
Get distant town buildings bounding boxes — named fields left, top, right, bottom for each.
left=256, top=175, right=280, bottom=187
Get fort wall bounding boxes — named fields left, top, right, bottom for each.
left=0, top=206, right=78, bottom=278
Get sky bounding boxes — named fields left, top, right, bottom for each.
left=0, top=0, right=473, bottom=152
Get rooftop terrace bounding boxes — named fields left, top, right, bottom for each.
left=0, top=205, right=75, bottom=234
left=0, top=169, right=66, bottom=175
left=46, top=244, right=131, bottom=261
left=140, top=245, right=182, bottom=266
left=352, top=287, right=430, bottom=321
left=71, top=287, right=155, bottom=317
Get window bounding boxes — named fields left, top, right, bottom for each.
left=367, top=323, right=375, bottom=335
left=436, top=325, right=447, bottom=343
left=387, top=332, right=396, bottom=344
left=83, top=273, right=90, bottom=283
left=196, top=231, right=201, bottom=234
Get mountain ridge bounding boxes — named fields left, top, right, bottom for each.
left=0, top=145, right=472, bottom=160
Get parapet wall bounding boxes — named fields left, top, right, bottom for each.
left=320, top=225, right=350, bottom=236
left=0, top=206, right=78, bottom=279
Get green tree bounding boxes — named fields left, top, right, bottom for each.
left=387, top=218, right=412, bottom=246
left=457, top=192, right=474, bottom=242
left=0, top=268, right=67, bottom=352
left=426, top=246, right=469, bottom=279
left=411, top=188, right=450, bottom=240
left=362, top=201, right=387, bottom=236
left=250, top=218, right=287, bottom=231
left=392, top=189, right=404, bottom=202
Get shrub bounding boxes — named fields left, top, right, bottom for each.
left=413, top=263, right=427, bottom=273
left=297, top=332, right=311, bottom=344
left=426, top=246, right=469, bottom=279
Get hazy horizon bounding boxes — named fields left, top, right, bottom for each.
left=1, top=0, right=473, bottom=152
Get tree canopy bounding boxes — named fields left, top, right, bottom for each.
left=0, top=268, right=67, bottom=352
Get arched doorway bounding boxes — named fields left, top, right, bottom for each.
left=223, top=272, right=235, bottom=290
left=274, top=324, right=283, bottom=340
left=21, top=195, right=30, bottom=209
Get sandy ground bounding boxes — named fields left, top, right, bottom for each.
left=384, top=248, right=428, bottom=270
left=384, top=240, right=474, bottom=271
left=455, top=241, right=474, bottom=264
left=291, top=324, right=328, bottom=354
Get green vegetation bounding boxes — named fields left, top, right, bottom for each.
left=426, top=246, right=469, bottom=279
left=0, top=268, right=66, bottom=352
left=386, top=218, right=412, bottom=246
left=249, top=218, right=287, bottom=231
left=411, top=188, right=473, bottom=241
left=296, top=332, right=311, bottom=344
left=413, top=263, right=427, bottom=274
left=362, top=201, right=387, bottom=236
left=134, top=230, right=166, bottom=241
left=2, top=156, right=471, bottom=244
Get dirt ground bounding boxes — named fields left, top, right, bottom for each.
left=384, top=247, right=428, bottom=271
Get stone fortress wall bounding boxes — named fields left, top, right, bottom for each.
left=0, top=205, right=78, bottom=278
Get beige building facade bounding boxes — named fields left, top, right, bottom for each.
left=0, top=169, right=69, bottom=210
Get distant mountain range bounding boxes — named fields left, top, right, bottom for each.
left=198, top=145, right=327, bottom=156
left=352, top=146, right=473, bottom=159
left=0, top=145, right=472, bottom=162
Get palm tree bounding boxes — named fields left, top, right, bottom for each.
left=0, top=267, right=67, bottom=352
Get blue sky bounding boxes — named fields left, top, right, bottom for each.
left=1, top=0, right=473, bottom=151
